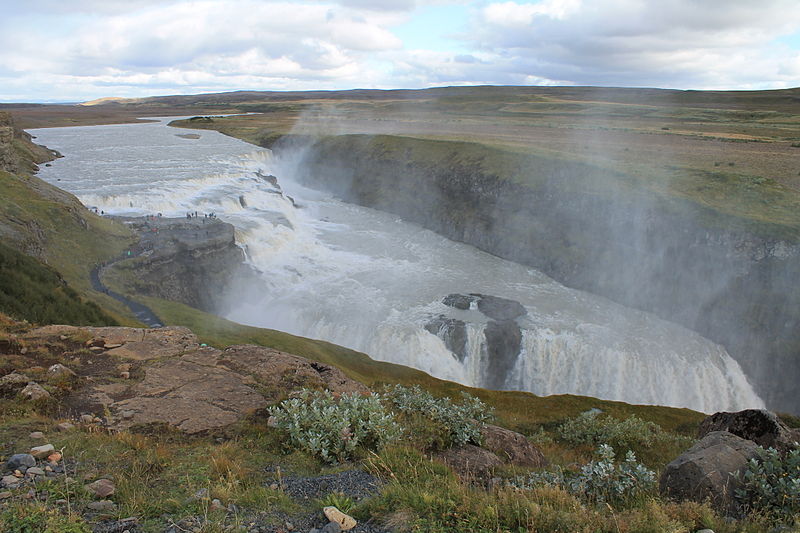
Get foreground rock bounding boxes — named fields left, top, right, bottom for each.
left=480, top=424, right=547, bottom=468
left=698, top=409, right=800, bottom=455
left=660, top=431, right=759, bottom=515
left=437, top=444, right=504, bottom=481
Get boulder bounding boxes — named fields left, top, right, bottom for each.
left=474, top=294, right=527, bottom=321
left=437, top=444, right=504, bottom=481
left=0, top=372, right=30, bottom=398
left=20, top=382, right=50, bottom=401
left=46, top=364, right=78, bottom=383
left=698, top=409, right=800, bottom=455
left=443, top=294, right=477, bottom=310
left=30, top=444, right=55, bottom=459
left=5, top=454, right=35, bottom=472
left=424, top=316, right=468, bottom=361
left=480, top=424, right=547, bottom=468
left=85, top=478, right=115, bottom=498
left=323, top=506, right=357, bottom=531
left=659, top=431, right=759, bottom=515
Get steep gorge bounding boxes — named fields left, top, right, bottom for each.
left=291, top=134, right=800, bottom=413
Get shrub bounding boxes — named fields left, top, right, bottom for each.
left=558, top=410, right=689, bottom=454
left=736, top=447, right=800, bottom=522
left=511, top=444, right=656, bottom=508
left=380, top=385, right=492, bottom=450
left=269, top=390, right=401, bottom=463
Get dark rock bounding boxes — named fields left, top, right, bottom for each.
left=442, top=294, right=476, bottom=310
left=424, top=315, right=468, bottom=361
left=660, top=431, right=759, bottom=515
left=5, top=454, right=36, bottom=472
left=437, top=444, right=504, bottom=482
left=474, top=294, right=527, bottom=321
left=482, top=320, right=522, bottom=390
left=321, top=522, right=341, bottom=533
left=481, top=424, right=547, bottom=468
left=85, top=478, right=115, bottom=498
left=697, top=409, right=800, bottom=455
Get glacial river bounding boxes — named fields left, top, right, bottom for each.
left=31, top=118, right=764, bottom=412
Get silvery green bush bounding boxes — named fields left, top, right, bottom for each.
left=736, top=447, right=800, bottom=521
left=558, top=410, right=690, bottom=453
left=511, top=444, right=656, bottom=507
left=269, top=390, right=402, bottom=463
left=381, top=384, right=492, bottom=447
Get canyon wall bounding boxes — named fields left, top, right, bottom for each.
left=291, top=134, right=800, bottom=413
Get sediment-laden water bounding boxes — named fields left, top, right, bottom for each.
left=31, top=118, right=764, bottom=412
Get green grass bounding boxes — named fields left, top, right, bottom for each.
left=0, top=240, right=116, bottom=326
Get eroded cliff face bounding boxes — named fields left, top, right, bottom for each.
left=0, top=111, right=59, bottom=175
left=112, top=217, right=260, bottom=315
left=293, top=134, right=800, bottom=413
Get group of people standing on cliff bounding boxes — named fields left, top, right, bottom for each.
left=185, top=211, right=216, bottom=220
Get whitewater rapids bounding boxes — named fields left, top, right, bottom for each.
left=31, top=118, right=764, bottom=413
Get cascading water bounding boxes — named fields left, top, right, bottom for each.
left=31, top=118, right=765, bottom=413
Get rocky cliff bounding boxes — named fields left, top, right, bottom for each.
left=107, top=216, right=260, bottom=315
left=292, top=134, right=800, bottom=414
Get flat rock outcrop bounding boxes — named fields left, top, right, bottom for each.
left=660, top=431, right=759, bottom=515
left=8, top=324, right=369, bottom=435
left=697, top=409, right=800, bottom=455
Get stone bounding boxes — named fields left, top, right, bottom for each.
left=436, top=444, right=504, bottom=482
left=696, top=530, right=715, bottom=533
left=30, top=444, right=55, bottom=459
left=697, top=409, right=800, bottom=455
left=26, top=467, right=45, bottom=476
left=442, top=293, right=477, bottom=310
left=210, top=498, right=225, bottom=512
left=80, top=414, right=95, bottom=424
left=322, top=506, right=356, bottom=531
left=48, top=452, right=62, bottom=463
left=56, top=422, right=75, bottom=432
left=5, top=453, right=36, bottom=471
left=85, top=478, right=115, bottom=498
left=20, top=382, right=50, bottom=401
left=320, top=522, right=342, bottom=533
left=29, top=431, right=45, bottom=439
left=88, top=500, right=117, bottom=512
left=474, top=294, right=527, bottom=321
left=46, top=364, right=77, bottom=381
left=660, top=431, right=759, bottom=515
left=480, top=424, right=547, bottom=468
left=0, top=491, right=11, bottom=500
left=0, top=372, right=31, bottom=398
left=1, top=475, right=21, bottom=488
left=120, top=371, right=130, bottom=379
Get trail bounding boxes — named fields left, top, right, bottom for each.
left=90, top=252, right=163, bottom=328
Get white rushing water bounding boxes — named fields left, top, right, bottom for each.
left=30, top=118, right=765, bottom=412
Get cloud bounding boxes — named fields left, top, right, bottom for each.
left=468, top=0, right=800, bottom=88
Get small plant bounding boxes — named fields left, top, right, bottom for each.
left=317, top=491, right=356, bottom=514
left=736, top=447, right=800, bottom=522
left=381, top=385, right=492, bottom=449
left=511, top=445, right=655, bottom=508
left=269, top=390, right=401, bottom=463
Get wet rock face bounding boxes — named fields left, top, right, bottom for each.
left=482, top=320, right=522, bottom=390
left=474, top=294, right=527, bottom=321
left=443, top=293, right=477, bottom=310
left=424, top=316, right=468, bottom=361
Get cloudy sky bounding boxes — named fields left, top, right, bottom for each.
left=2, top=0, right=799, bottom=102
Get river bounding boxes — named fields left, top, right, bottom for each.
left=30, top=117, right=764, bottom=412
